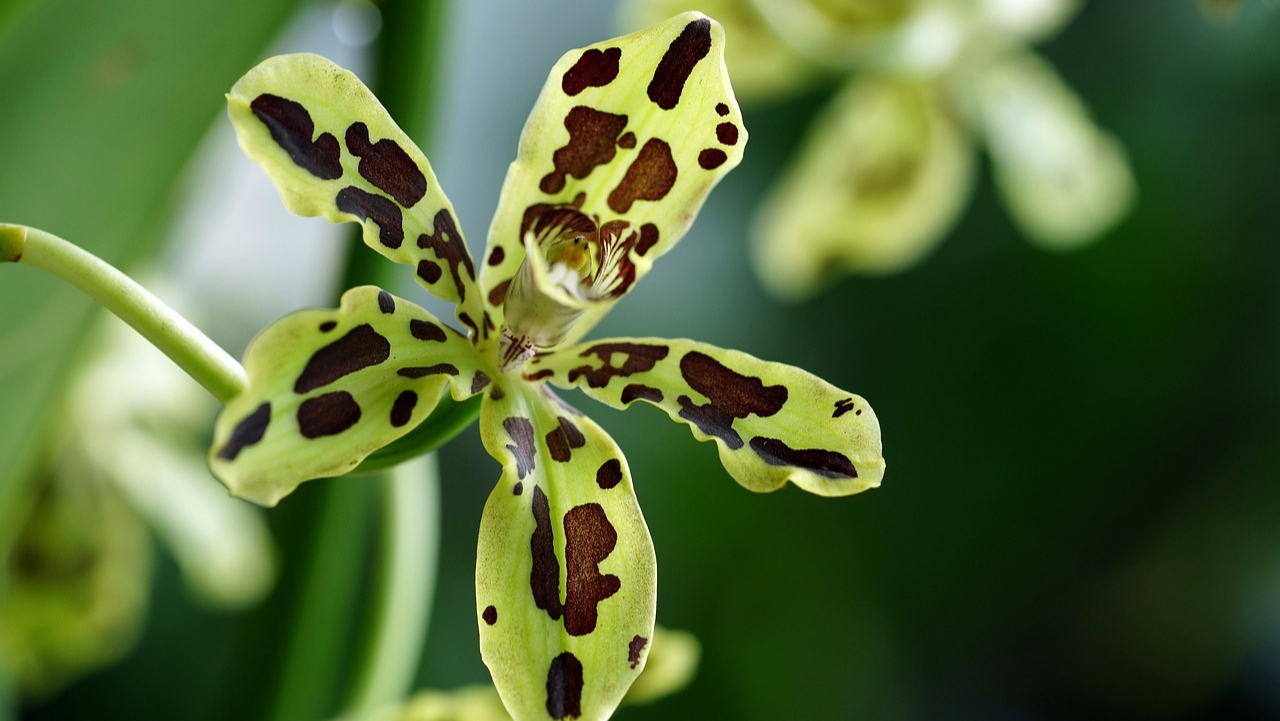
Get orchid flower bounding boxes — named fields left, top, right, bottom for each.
left=624, top=0, right=1136, bottom=299
left=207, top=12, right=883, bottom=721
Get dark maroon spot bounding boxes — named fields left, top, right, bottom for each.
left=568, top=343, right=669, bottom=388
left=635, top=223, right=659, bottom=256
left=487, top=246, right=505, bottom=266
left=217, top=402, right=271, bottom=460
left=297, top=391, right=361, bottom=439
left=677, top=395, right=742, bottom=448
left=715, top=102, right=729, bottom=116
left=344, top=121, right=427, bottom=207
left=504, top=417, right=537, bottom=480
left=698, top=148, right=727, bottom=170
left=647, top=18, right=712, bottom=110
left=621, top=384, right=663, bottom=404
left=596, top=459, right=622, bottom=489
left=628, top=635, right=648, bottom=669
left=530, top=485, right=563, bottom=620
left=749, top=436, right=858, bottom=479
left=513, top=481, right=523, bottom=496
left=319, top=321, right=337, bottom=332
left=618, top=131, right=636, bottom=148
left=563, top=503, right=620, bottom=636
left=390, top=390, right=418, bottom=427
left=681, top=351, right=787, bottom=417
left=295, top=324, right=390, bottom=394
left=540, top=106, right=630, bottom=195
left=856, top=409, right=862, bottom=415
left=490, top=385, right=506, bottom=401
left=525, top=368, right=554, bottom=382
left=482, top=605, right=498, bottom=625
left=488, top=279, right=510, bottom=307
left=409, top=319, right=447, bottom=342
left=416, top=209, right=475, bottom=301
left=472, top=371, right=492, bottom=394
left=546, top=416, right=587, bottom=463
left=833, top=397, right=856, bottom=418
left=377, top=289, right=395, bottom=314
left=337, top=186, right=404, bottom=249
left=397, top=364, right=458, bottom=378
left=718, top=121, right=742, bottom=144
left=459, top=312, right=480, bottom=339
left=250, top=94, right=342, bottom=179
left=562, top=46, right=621, bottom=96
left=608, top=138, right=677, bottom=213
left=417, top=259, right=441, bottom=284
left=545, top=652, right=584, bottom=721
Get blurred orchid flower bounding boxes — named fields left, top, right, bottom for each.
left=209, top=12, right=883, bottom=720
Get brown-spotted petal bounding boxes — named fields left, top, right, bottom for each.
left=530, top=338, right=884, bottom=497
left=208, top=287, right=490, bottom=506
left=475, top=381, right=655, bottom=721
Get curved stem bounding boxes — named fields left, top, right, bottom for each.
left=341, top=453, right=440, bottom=718
left=1, top=224, right=246, bottom=402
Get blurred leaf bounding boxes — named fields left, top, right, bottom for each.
left=0, top=0, right=305, bottom=554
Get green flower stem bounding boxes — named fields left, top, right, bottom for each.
left=341, top=453, right=440, bottom=718
left=0, top=224, right=246, bottom=403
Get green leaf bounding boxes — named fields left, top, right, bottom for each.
left=226, top=53, right=477, bottom=308
left=966, top=49, right=1135, bottom=249
left=0, top=0, right=303, bottom=558
left=208, top=286, right=489, bottom=506
left=478, top=12, right=748, bottom=353
left=475, top=381, right=655, bottom=721
left=531, top=338, right=884, bottom=497
left=752, top=76, right=975, bottom=297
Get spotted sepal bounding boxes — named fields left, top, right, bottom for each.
left=226, top=54, right=477, bottom=307
left=208, top=287, right=489, bottom=506
left=478, top=12, right=747, bottom=350
left=530, top=338, right=884, bottom=497
left=475, top=381, right=655, bottom=721
left=752, top=76, right=975, bottom=298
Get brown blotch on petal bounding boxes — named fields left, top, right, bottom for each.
left=416, top=209, right=475, bottom=301
left=698, top=148, right=728, bottom=170
left=297, top=391, right=362, bottom=438
left=562, top=46, right=621, bottom=96
left=344, top=121, right=427, bottom=207
left=563, top=503, right=621, bottom=636
left=647, top=18, right=713, bottom=110
left=409, top=319, right=447, bottom=342
left=628, top=635, right=649, bottom=669
left=715, top=102, right=729, bottom=116
left=680, top=351, right=788, bottom=418
left=618, top=131, right=636, bottom=149
left=471, top=371, right=492, bottom=395
left=488, top=279, right=510, bottom=307
left=530, top=485, right=564, bottom=620
left=417, top=259, right=442, bottom=284
left=833, top=397, right=856, bottom=418
left=250, top=94, right=342, bottom=179
left=545, top=416, right=586, bottom=463
left=545, top=652, right=584, bottom=721
left=377, top=289, right=395, bottom=314
left=635, top=223, right=659, bottom=256
left=504, top=417, right=538, bottom=480
left=319, top=321, right=337, bottom=333
left=487, top=246, right=505, bottom=266
left=295, top=324, right=391, bottom=394
left=569, top=342, right=670, bottom=388
left=337, top=186, right=405, bottom=249
left=608, top=138, right=677, bottom=214
left=525, top=368, right=554, bottom=382
left=217, top=402, right=271, bottom=461
left=595, top=458, right=622, bottom=490
left=482, top=605, right=498, bottom=625
left=716, top=122, right=739, bottom=146
left=513, top=481, right=523, bottom=496
left=396, top=363, right=458, bottom=378
left=540, top=106, right=630, bottom=195
left=749, top=436, right=858, bottom=479
left=621, top=383, right=663, bottom=405
left=677, top=395, right=742, bottom=449
left=390, top=390, right=418, bottom=427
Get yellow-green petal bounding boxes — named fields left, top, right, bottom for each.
left=475, top=382, right=655, bottom=721
left=753, top=77, right=975, bottom=298
left=531, top=338, right=884, bottom=497
left=479, top=12, right=747, bottom=355
left=227, top=53, right=477, bottom=308
left=967, top=49, right=1135, bottom=249
left=208, top=286, right=488, bottom=506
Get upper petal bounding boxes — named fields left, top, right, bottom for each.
left=208, top=286, right=490, bottom=506
left=478, top=13, right=747, bottom=353
left=475, top=381, right=655, bottom=721
left=227, top=54, right=477, bottom=310
left=530, top=338, right=884, bottom=497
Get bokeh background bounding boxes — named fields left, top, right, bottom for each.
left=2, top=0, right=1280, bottom=719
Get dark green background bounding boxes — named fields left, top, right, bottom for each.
left=5, top=1, right=1280, bottom=719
